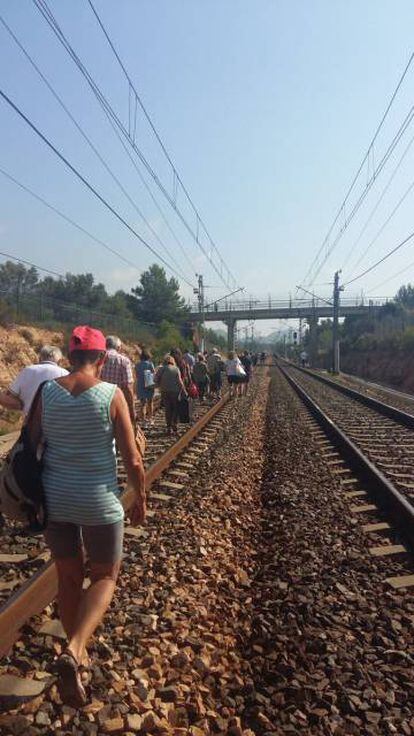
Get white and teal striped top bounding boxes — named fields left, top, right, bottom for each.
left=42, top=380, right=124, bottom=526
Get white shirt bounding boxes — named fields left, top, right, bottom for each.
left=226, top=357, right=245, bottom=376
left=9, top=361, right=69, bottom=415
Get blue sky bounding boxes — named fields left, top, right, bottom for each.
left=1, top=0, right=414, bottom=334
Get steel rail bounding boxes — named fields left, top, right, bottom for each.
left=289, top=364, right=414, bottom=430
left=0, top=393, right=229, bottom=656
left=278, top=363, right=414, bottom=551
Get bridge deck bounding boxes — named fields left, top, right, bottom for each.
left=190, top=304, right=380, bottom=322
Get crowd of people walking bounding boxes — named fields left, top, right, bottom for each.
left=0, top=328, right=259, bottom=707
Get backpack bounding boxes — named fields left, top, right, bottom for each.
left=0, top=383, right=47, bottom=528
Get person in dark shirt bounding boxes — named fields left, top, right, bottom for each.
left=240, top=350, right=253, bottom=396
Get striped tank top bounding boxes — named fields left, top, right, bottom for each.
left=42, top=380, right=124, bottom=526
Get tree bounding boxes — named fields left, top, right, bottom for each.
left=0, top=261, right=38, bottom=297
left=395, top=284, right=414, bottom=308
left=129, top=264, right=189, bottom=325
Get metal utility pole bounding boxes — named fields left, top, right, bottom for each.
left=332, top=270, right=343, bottom=373
left=196, top=274, right=205, bottom=352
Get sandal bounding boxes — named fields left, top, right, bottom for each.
left=55, top=648, right=87, bottom=708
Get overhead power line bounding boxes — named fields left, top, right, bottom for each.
left=0, top=12, right=195, bottom=282
left=344, top=229, right=414, bottom=286
left=0, top=250, right=64, bottom=278
left=0, top=88, right=195, bottom=288
left=346, top=175, right=414, bottom=278
left=369, top=257, right=414, bottom=293
left=32, top=0, right=239, bottom=291
left=301, top=50, right=414, bottom=287
left=0, top=166, right=145, bottom=274
left=341, top=129, right=414, bottom=273
left=85, top=0, right=237, bottom=289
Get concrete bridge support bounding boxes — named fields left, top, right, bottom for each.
left=225, top=318, right=236, bottom=352
left=308, top=315, right=319, bottom=366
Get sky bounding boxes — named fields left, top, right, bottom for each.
left=1, top=0, right=414, bottom=336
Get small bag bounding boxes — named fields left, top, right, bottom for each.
left=0, top=383, right=47, bottom=527
left=177, top=393, right=190, bottom=423
left=143, top=369, right=154, bottom=388
left=188, top=382, right=199, bottom=399
left=235, top=362, right=246, bottom=377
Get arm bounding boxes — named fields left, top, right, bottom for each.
left=112, top=388, right=146, bottom=526
left=0, top=390, right=23, bottom=412
left=122, top=384, right=135, bottom=426
left=178, top=369, right=187, bottom=394
left=123, top=359, right=136, bottom=425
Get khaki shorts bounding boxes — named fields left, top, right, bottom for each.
left=45, top=520, right=124, bottom=564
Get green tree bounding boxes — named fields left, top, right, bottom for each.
left=0, top=261, right=38, bottom=296
left=129, top=264, right=189, bottom=325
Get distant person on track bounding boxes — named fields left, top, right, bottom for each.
left=170, top=347, right=191, bottom=388
left=226, top=351, right=246, bottom=398
left=240, top=350, right=253, bottom=396
left=28, top=326, right=146, bottom=708
left=207, top=347, right=223, bottom=399
left=156, top=354, right=187, bottom=435
left=300, top=350, right=308, bottom=368
left=0, top=345, right=68, bottom=416
left=183, top=349, right=195, bottom=370
left=192, top=353, right=209, bottom=401
left=100, top=336, right=135, bottom=426
left=135, top=348, right=155, bottom=427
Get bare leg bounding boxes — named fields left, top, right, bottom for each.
left=141, top=401, right=147, bottom=423
left=55, top=556, right=85, bottom=639
left=148, top=397, right=154, bottom=421
left=67, top=561, right=120, bottom=665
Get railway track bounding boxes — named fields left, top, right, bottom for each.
left=0, top=390, right=232, bottom=656
left=336, top=371, right=414, bottom=412
left=0, top=394, right=220, bottom=606
left=278, top=361, right=414, bottom=589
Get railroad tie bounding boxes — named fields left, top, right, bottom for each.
left=369, top=544, right=406, bottom=557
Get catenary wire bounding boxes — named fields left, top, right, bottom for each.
left=32, top=0, right=238, bottom=290
left=0, top=13, right=195, bottom=282
left=85, top=0, right=238, bottom=288
left=301, top=50, right=414, bottom=287
left=369, top=258, right=414, bottom=293
left=341, top=129, right=414, bottom=273
left=0, top=88, right=195, bottom=288
left=344, top=230, right=414, bottom=286
left=345, top=176, right=414, bottom=278
left=308, top=103, right=414, bottom=286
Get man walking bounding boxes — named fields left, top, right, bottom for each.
left=101, top=335, right=135, bottom=424
left=0, top=345, right=68, bottom=416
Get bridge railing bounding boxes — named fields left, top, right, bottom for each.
left=190, top=296, right=390, bottom=314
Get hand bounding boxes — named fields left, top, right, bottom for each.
left=129, top=494, right=146, bottom=526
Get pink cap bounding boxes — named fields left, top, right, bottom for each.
left=69, top=325, right=106, bottom=353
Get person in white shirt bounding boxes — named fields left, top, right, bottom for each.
left=225, top=351, right=246, bottom=398
left=0, top=345, right=68, bottom=416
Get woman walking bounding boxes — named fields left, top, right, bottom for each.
left=192, top=353, right=209, bottom=401
left=156, top=354, right=187, bottom=434
left=135, top=348, right=155, bottom=427
left=170, top=347, right=191, bottom=389
left=28, top=326, right=146, bottom=707
left=225, top=350, right=246, bottom=398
